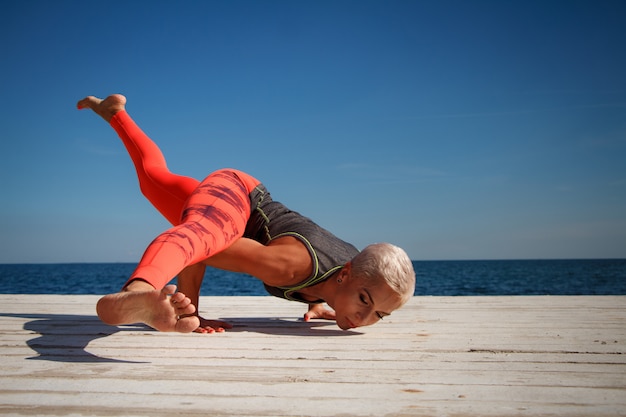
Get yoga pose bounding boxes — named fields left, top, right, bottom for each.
left=77, top=94, right=415, bottom=334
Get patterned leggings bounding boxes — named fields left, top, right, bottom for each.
left=110, top=111, right=260, bottom=289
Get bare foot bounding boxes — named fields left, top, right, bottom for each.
left=96, top=284, right=200, bottom=333
left=77, top=94, right=127, bottom=122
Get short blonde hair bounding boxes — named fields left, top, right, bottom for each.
left=350, top=243, right=415, bottom=305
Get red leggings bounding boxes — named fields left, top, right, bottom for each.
left=110, top=111, right=261, bottom=289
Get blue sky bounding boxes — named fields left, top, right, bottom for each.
left=1, top=0, right=625, bottom=263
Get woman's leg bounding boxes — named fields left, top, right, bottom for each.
left=79, top=94, right=262, bottom=332
left=78, top=94, right=198, bottom=225
left=129, top=169, right=259, bottom=289
left=107, top=106, right=262, bottom=288
left=110, top=110, right=198, bottom=226
left=79, top=95, right=261, bottom=290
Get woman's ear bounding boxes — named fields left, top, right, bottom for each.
left=342, top=261, right=352, bottom=279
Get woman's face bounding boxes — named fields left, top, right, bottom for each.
left=331, top=266, right=403, bottom=330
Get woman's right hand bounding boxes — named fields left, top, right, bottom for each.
left=195, top=316, right=233, bottom=333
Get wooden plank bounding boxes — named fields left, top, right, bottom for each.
left=0, top=295, right=624, bottom=417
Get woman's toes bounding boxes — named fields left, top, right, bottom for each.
left=178, top=303, right=196, bottom=316
left=170, top=291, right=187, bottom=304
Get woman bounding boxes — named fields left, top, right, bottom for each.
left=77, top=94, right=415, bottom=334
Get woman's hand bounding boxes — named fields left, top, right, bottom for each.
left=194, top=315, right=233, bottom=334
left=303, top=303, right=336, bottom=322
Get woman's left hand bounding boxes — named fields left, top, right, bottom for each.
left=303, top=303, right=336, bottom=322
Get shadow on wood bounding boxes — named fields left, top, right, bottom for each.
left=0, top=312, right=146, bottom=363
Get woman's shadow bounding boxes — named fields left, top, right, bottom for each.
left=1, top=312, right=358, bottom=363
left=1, top=312, right=146, bottom=363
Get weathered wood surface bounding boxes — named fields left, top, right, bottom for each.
left=0, top=295, right=624, bottom=417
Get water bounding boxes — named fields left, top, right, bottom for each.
left=1, top=259, right=624, bottom=295
left=413, top=259, right=626, bottom=295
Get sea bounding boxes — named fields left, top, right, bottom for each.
left=0, top=259, right=625, bottom=296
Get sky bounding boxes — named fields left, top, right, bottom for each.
left=1, top=0, right=625, bottom=263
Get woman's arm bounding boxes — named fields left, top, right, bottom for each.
left=202, top=237, right=312, bottom=287
left=176, top=262, right=233, bottom=333
left=200, top=238, right=337, bottom=326
left=176, top=262, right=206, bottom=312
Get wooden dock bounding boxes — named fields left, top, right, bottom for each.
left=0, top=295, right=624, bottom=416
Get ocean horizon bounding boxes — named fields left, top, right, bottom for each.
left=1, top=259, right=625, bottom=296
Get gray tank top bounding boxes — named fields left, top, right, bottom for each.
left=244, top=185, right=359, bottom=303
